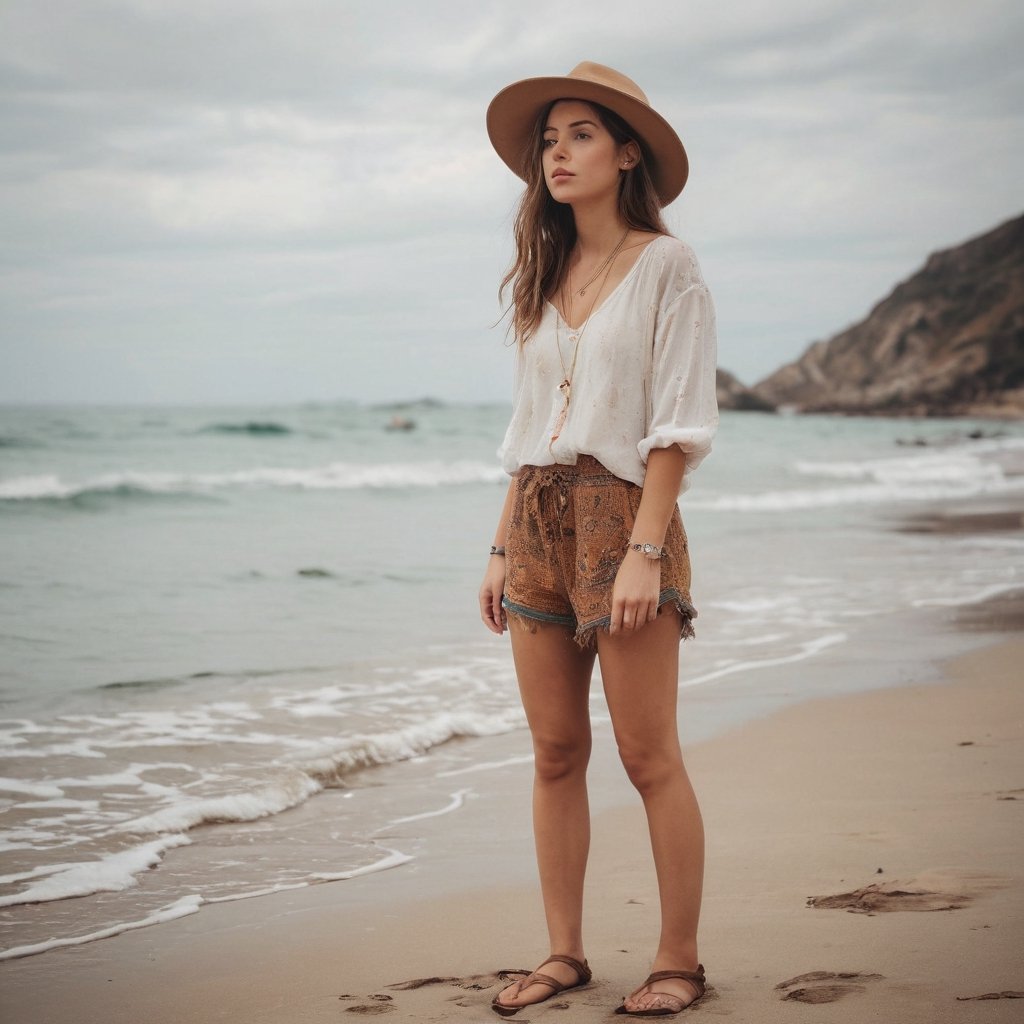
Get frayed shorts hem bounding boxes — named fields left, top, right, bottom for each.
left=501, top=596, right=575, bottom=627
left=502, top=588, right=697, bottom=650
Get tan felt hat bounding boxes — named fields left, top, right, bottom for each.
left=486, top=61, right=689, bottom=206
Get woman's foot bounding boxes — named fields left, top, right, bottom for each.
left=615, top=965, right=706, bottom=1016
left=492, top=954, right=591, bottom=1016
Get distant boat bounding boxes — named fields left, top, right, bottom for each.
left=385, top=415, right=416, bottom=431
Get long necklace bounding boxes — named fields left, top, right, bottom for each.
left=549, top=228, right=631, bottom=449
left=572, top=228, right=629, bottom=296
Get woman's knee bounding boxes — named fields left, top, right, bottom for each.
left=617, top=740, right=683, bottom=795
left=532, top=731, right=591, bottom=782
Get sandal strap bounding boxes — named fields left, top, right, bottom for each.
left=538, top=955, right=592, bottom=985
left=496, top=955, right=592, bottom=1004
left=517, top=970, right=561, bottom=994
left=631, top=965, right=706, bottom=999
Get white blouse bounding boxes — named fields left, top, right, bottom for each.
left=497, top=234, right=718, bottom=494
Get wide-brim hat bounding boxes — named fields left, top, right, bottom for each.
left=486, top=61, right=689, bottom=206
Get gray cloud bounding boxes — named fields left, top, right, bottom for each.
left=1, top=0, right=1022, bottom=403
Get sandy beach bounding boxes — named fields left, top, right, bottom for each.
left=3, top=616, right=1021, bottom=1023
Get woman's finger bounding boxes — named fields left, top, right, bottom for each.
left=622, top=596, right=641, bottom=631
left=609, top=593, right=623, bottom=633
left=480, top=589, right=496, bottom=629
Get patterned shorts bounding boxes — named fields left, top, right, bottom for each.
left=502, top=455, right=697, bottom=649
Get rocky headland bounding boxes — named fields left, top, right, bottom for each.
left=749, top=213, right=1024, bottom=418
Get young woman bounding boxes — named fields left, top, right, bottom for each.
left=479, top=63, right=718, bottom=1017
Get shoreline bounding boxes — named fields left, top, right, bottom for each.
left=2, top=586, right=1015, bottom=962
left=2, top=625, right=1021, bottom=1022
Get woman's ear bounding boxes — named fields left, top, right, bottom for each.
left=620, top=140, right=641, bottom=170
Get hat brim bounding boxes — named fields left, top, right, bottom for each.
left=486, top=75, right=688, bottom=206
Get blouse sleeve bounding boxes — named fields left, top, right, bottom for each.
left=637, top=281, right=719, bottom=493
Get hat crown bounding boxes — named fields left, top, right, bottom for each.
left=564, top=62, right=651, bottom=108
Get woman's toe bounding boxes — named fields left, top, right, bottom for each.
left=495, top=980, right=523, bottom=1007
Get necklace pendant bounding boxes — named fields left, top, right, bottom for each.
left=550, top=402, right=568, bottom=446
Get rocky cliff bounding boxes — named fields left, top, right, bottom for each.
left=753, top=213, right=1024, bottom=417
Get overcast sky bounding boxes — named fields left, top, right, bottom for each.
left=1, top=0, right=1021, bottom=406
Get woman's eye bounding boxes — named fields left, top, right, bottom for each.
left=542, top=138, right=556, bottom=147
left=575, top=132, right=590, bottom=140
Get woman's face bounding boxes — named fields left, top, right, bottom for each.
left=541, top=100, right=637, bottom=206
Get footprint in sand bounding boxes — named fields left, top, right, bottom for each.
left=387, top=972, right=501, bottom=992
left=807, top=881, right=970, bottom=913
left=805, top=867, right=1001, bottom=914
left=776, top=971, right=883, bottom=1003
left=342, top=993, right=395, bottom=1014
left=376, top=972, right=509, bottom=1012
left=383, top=971, right=604, bottom=1013
left=808, top=868, right=1007, bottom=915
left=956, top=991, right=1024, bottom=1001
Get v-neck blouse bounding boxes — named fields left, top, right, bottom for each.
left=497, top=234, right=719, bottom=494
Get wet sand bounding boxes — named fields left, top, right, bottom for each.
left=3, top=624, right=1021, bottom=1023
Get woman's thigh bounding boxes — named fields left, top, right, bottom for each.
left=508, top=615, right=596, bottom=760
left=597, top=608, right=684, bottom=758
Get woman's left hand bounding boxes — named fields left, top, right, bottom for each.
left=609, top=550, right=662, bottom=634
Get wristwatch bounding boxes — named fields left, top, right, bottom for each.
left=629, top=542, right=663, bottom=560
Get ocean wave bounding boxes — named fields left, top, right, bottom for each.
left=0, top=707, right=523, bottom=916
left=0, top=842, right=414, bottom=960
left=682, top=633, right=848, bottom=687
left=691, top=444, right=1024, bottom=512
left=0, top=436, right=44, bottom=449
left=197, top=421, right=293, bottom=436
left=911, top=582, right=1024, bottom=609
left=795, top=436, right=1024, bottom=483
left=0, top=893, right=204, bottom=961
left=115, top=769, right=323, bottom=837
left=0, top=460, right=507, bottom=503
left=291, top=708, right=526, bottom=787
left=0, top=835, right=192, bottom=909
left=689, top=480, right=1024, bottom=512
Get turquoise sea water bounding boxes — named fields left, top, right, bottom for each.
left=1, top=401, right=1022, bottom=958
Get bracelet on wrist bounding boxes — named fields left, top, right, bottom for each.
left=628, top=541, right=663, bottom=560
left=489, top=545, right=506, bottom=556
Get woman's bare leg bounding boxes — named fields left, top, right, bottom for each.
left=494, top=613, right=596, bottom=1010
left=597, top=609, right=705, bottom=1013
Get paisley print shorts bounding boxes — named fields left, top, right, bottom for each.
left=502, top=456, right=696, bottom=649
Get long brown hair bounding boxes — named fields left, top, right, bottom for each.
left=499, top=99, right=669, bottom=345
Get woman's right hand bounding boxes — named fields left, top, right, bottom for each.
left=479, top=557, right=507, bottom=635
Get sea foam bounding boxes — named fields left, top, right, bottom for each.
left=692, top=438, right=1024, bottom=511
left=0, top=460, right=505, bottom=503
left=0, top=835, right=192, bottom=908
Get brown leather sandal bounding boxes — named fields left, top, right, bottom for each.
left=613, top=965, right=707, bottom=1016
left=491, top=954, right=592, bottom=1017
